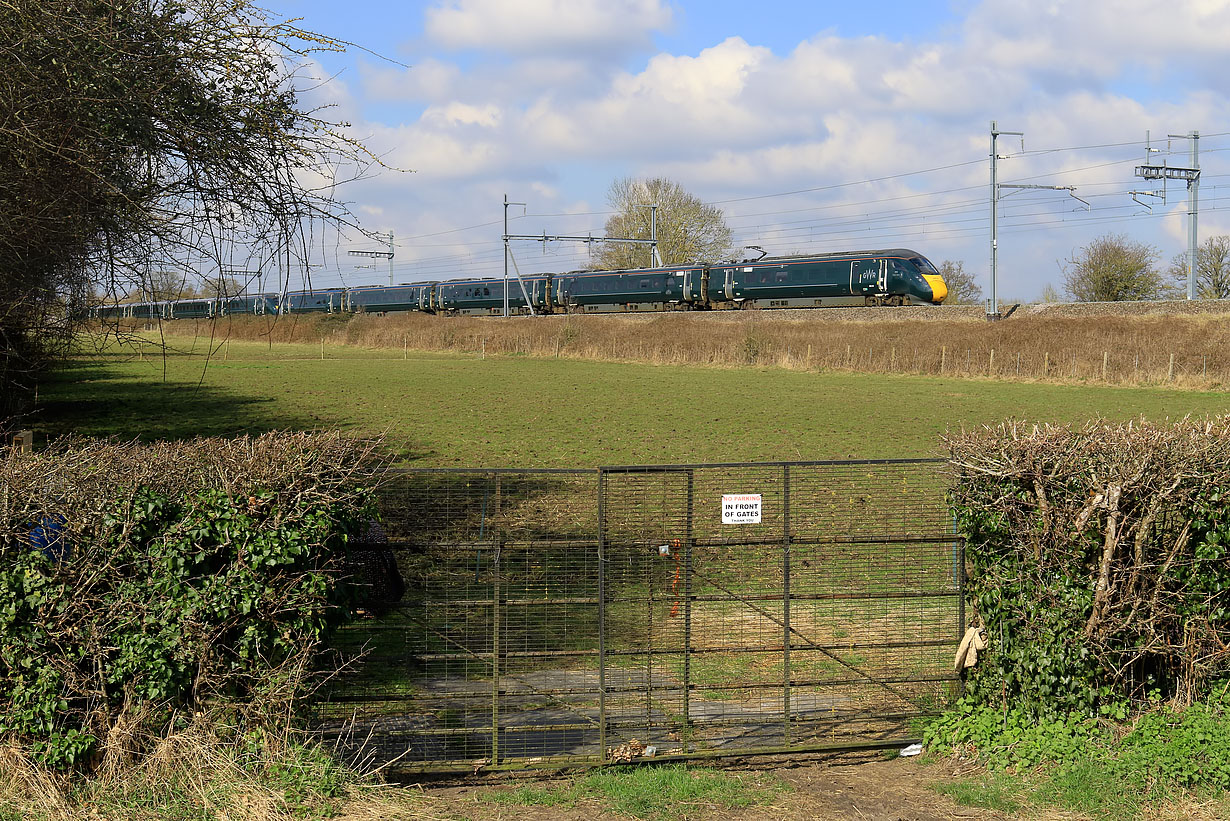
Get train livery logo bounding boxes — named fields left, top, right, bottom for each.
left=721, top=494, right=762, bottom=524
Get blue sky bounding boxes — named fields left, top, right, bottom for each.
left=263, top=0, right=1230, bottom=301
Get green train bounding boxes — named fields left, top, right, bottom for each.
left=93, top=247, right=947, bottom=320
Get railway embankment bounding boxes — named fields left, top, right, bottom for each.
left=124, top=303, right=1230, bottom=390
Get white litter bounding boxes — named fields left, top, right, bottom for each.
left=899, top=743, right=923, bottom=757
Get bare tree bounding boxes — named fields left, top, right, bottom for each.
left=1167, top=235, right=1230, bottom=299
left=1, top=0, right=377, bottom=425
left=937, top=260, right=982, bottom=305
left=1062, top=234, right=1164, bottom=302
left=201, top=275, right=245, bottom=299
left=595, top=178, right=732, bottom=270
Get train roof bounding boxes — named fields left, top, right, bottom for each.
left=755, top=248, right=927, bottom=262
left=436, top=274, right=553, bottom=286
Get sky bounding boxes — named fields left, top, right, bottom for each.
left=264, top=0, right=1230, bottom=302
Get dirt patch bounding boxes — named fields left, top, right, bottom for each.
left=422, top=752, right=1020, bottom=820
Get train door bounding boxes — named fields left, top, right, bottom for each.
left=850, top=258, right=879, bottom=294
left=723, top=268, right=734, bottom=300
left=681, top=269, right=694, bottom=305
left=877, top=260, right=888, bottom=293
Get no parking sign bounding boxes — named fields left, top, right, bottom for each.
left=721, top=494, right=762, bottom=524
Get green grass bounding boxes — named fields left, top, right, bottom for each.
left=931, top=763, right=1173, bottom=821
left=36, top=337, right=1230, bottom=467
left=484, top=763, right=785, bottom=820
left=931, top=769, right=1026, bottom=814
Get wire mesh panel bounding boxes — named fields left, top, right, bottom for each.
left=315, top=469, right=602, bottom=772
left=598, top=459, right=961, bottom=759
left=314, top=459, right=961, bottom=774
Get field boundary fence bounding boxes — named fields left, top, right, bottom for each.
left=314, top=459, right=964, bottom=774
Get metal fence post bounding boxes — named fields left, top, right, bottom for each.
left=782, top=464, right=792, bottom=745
left=683, top=469, right=695, bottom=749
left=491, top=473, right=502, bottom=766
left=597, top=468, right=607, bottom=760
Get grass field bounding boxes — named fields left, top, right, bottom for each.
left=38, top=335, right=1230, bottom=466
left=27, top=336, right=1230, bottom=821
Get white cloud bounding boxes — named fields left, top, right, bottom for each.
left=963, top=0, right=1230, bottom=87
left=302, top=0, right=1230, bottom=299
left=421, top=102, right=503, bottom=128
left=360, top=57, right=461, bottom=104
left=424, top=0, right=672, bottom=57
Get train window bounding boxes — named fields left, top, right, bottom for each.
left=775, top=270, right=788, bottom=283
left=483, top=287, right=490, bottom=296
left=640, top=279, right=651, bottom=289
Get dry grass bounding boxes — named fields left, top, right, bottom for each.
left=0, top=724, right=441, bottom=821
left=124, top=308, right=1230, bottom=390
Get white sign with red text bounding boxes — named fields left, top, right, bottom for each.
left=721, top=494, right=762, bottom=524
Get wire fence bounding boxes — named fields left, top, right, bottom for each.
left=314, top=460, right=963, bottom=774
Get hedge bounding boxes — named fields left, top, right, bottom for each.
left=0, top=433, right=386, bottom=768
left=948, top=418, right=1230, bottom=715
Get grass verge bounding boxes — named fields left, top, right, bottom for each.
left=924, top=697, right=1230, bottom=820
left=484, top=763, right=786, bottom=820
left=0, top=722, right=434, bottom=821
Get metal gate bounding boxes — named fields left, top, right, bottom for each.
left=315, top=460, right=963, bottom=774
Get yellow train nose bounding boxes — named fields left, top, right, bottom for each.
left=922, top=274, right=948, bottom=304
